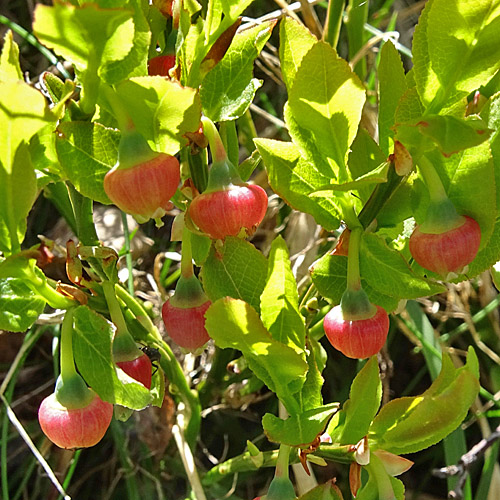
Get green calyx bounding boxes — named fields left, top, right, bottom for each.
left=170, top=275, right=209, bottom=309
left=116, top=129, right=157, bottom=171
left=419, top=198, right=465, bottom=234
left=266, top=477, right=296, bottom=500
left=55, top=374, right=94, bottom=409
left=113, top=331, right=142, bottom=362
left=340, top=288, right=377, bottom=321
left=204, top=158, right=243, bottom=193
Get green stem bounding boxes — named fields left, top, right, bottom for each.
left=346, top=227, right=363, bottom=291
left=60, top=309, right=78, bottom=380
left=115, top=285, right=157, bottom=334
left=323, top=0, right=345, bottom=48
left=202, top=449, right=295, bottom=485
left=417, top=156, right=449, bottom=204
left=121, top=213, right=135, bottom=295
left=180, top=226, right=194, bottom=279
left=275, top=444, right=291, bottom=479
left=358, top=160, right=405, bottom=229
left=102, top=281, right=129, bottom=337
left=100, top=84, right=134, bottom=132
left=219, top=120, right=239, bottom=167
left=201, top=116, right=227, bottom=163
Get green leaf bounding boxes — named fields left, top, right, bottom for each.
left=369, top=348, right=479, bottom=455
left=200, top=21, right=275, bottom=121
left=310, top=161, right=390, bottom=196
left=329, top=357, right=382, bottom=445
left=262, top=403, right=338, bottom=446
left=396, top=115, right=492, bottom=157
left=471, top=94, right=500, bottom=275
left=0, top=37, right=55, bottom=253
left=73, top=305, right=152, bottom=410
left=394, top=87, right=425, bottom=125
left=413, top=0, right=500, bottom=113
left=287, top=41, right=366, bottom=178
left=200, top=237, right=268, bottom=313
left=0, top=31, right=22, bottom=81
left=360, top=233, right=446, bottom=299
left=347, top=129, right=387, bottom=202
left=260, top=236, right=305, bottom=352
left=0, top=143, right=38, bottom=254
left=378, top=40, right=408, bottom=156
left=0, top=278, right=45, bottom=332
left=205, top=0, right=254, bottom=38
left=310, top=254, right=400, bottom=313
left=298, top=340, right=325, bottom=411
left=255, top=138, right=342, bottom=231
left=115, top=77, right=201, bottom=154
left=55, top=121, right=119, bottom=204
left=279, top=17, right=316, bottom=91
left=205, top=298, right=308, bottom=415
left=33, top=3, right=134, bottom=74
left=99, top=0, right=150, bottom=83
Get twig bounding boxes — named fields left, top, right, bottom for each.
left=172, top=420, right=207, bottom=500
left=433, top=423, right=500, bottom=499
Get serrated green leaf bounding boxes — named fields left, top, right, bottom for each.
left=0, top=31, right=22, bottom=82
left=205, top=298, right=308, bottom=415
left=262, top=403, right=338, bottom=446
left=413, top=0, right=500, bottom=113
left=298, top=341, right=325, bottom=411
left=394, top=87, right=425, bottom=126
left=279, top=17, right=316, bottom=91
left=378, top=40, right=408, bottom=156
left=73, top=305, right=152, bottom=410
left=260, top=236, right=305, bottom=352
left=360, top=233, right=446, bottom=299
left=200, top=237, right=268, bottom=313
left=55, top=121, right=119, bottom=204
left=369, top=349, right=479, bottom=455
left=115, top=77, right=201, bottom=154
left=287, top=41, right=366, bottom=178
left=33, top=3, right=134, bottom=72
left=255, top=138, right=342, bottom=231
left=0, top=143, right=38, bottom=254
left=310, top=254, right=400, bottom=313
left=201, top=21, right=275, bottom=121
left=470, top=94, right=500, bottom=275
left=329, top=357, right=381, bottom=445
left=205, top=0, right=254, bottom=38
left=0, top=278, right=45, bottom=332
left=99, top=0, right=150, bottom=83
